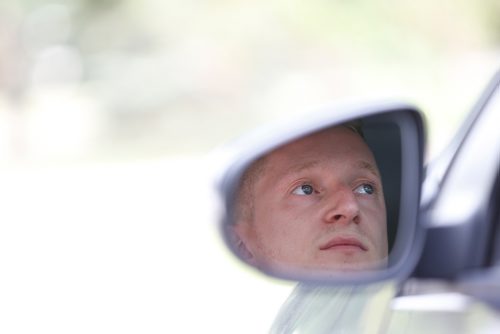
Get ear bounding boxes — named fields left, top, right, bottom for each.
left=229, top=223, right=256, bottom=265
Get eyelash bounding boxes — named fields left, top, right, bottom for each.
left=290, top=181, right=318, bottom=196
left=290, top=181, right=377, bottom=196
left=354, top=182, right=377, bottom=195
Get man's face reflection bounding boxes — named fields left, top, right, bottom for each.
left=234, top=126, right=388, bottom=272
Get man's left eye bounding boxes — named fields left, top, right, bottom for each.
left=354, top=183, right=375, bottom=195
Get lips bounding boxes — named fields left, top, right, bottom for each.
left=319, top=236, right=368, bottom=251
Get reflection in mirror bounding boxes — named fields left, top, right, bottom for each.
left=221, top=112, right=411, bottom=280
left=232, top=123, right=388, bottom=272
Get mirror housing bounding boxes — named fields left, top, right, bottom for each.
left=216, top=102, right=425, bottom=284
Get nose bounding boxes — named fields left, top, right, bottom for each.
left=322, top=186, right=360, bottom=224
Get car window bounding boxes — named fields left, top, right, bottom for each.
left=271, top=282, right=396, bottom=334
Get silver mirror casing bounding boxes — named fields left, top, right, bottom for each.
left=217, top=102, right=425, bottom=284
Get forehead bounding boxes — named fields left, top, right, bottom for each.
left=263, top=126, right=378, bottom=174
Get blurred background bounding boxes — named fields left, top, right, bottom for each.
left=1, top=0, right=499, bottom=333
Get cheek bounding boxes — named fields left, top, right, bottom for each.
left=359, top=195, right=386, bottom=223
left=359, top=199, right=388, bottom=247
left=253, top=199, right=312, bottom=247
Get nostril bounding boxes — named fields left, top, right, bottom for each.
left=333, top=214, right=343, bottom=221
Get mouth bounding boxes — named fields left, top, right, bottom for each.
left=319, top=236, right=368, bottom=252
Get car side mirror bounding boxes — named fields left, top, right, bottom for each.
left=216, top=103, right=425, bottom=283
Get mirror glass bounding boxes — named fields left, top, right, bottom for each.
left=219, top=109, right=421, bottom=281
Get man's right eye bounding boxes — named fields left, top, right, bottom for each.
left=292, top=184, right=315, bottom=195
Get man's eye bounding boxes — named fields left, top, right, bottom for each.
left=354, top=183, right=375, bottom=195
left=292, top=184, right=315, bottom=195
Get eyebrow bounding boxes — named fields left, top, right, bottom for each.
left=281, top=159, right=380, bottom=179
left=356, top=160, right=381, bottom=178
left=283, top=160, right=321, bottom=177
